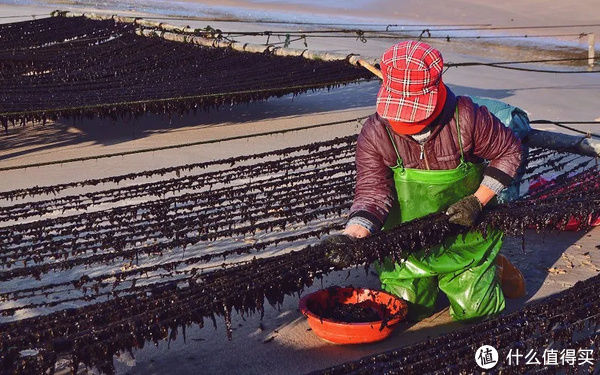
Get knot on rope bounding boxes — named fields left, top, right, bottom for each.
left=355, top=30, right=367, bottom=43
left=418, top=28, right=431, bottom=40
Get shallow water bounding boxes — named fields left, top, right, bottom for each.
left=2, top=0, right=378, bottom=23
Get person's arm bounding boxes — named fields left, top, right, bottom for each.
left=447, top=100, right=522, bottom=226
left=471, top=102, right=523, bottom=205
left=344, top=119, right=395, bottom=238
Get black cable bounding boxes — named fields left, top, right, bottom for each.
left=531, top=120, right=600, bottom=124
left=446, top=57, right=594, bottom=66
left=61, top=12, right=600, bottom=32
left=209, top=29, right=590, bottom=40
left=134, top=15, right=492, bottom=28
left=0, top=14, right=49, bottom=19
left=530, top=120, right=600, bottom=138
left=1, top=115, right=596, bottom=173
left=153, top=25, right=600, bottom=34
left=461, top=64, right=600, bottom=74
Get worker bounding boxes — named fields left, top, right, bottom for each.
left=327, top=41, right=525, bottom=322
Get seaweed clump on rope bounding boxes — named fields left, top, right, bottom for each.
left=0, top=16, right=373, bottom=130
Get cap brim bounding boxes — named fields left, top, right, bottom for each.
left=382, top=82, right=447, bottom=135
left=376, top=83, right=439, bottom=124
left=386, top=118, right=430, bottom=135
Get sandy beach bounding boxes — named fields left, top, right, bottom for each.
left=1, top=1, right=599, bottom=374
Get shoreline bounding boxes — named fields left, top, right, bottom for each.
left=0, top=3, right=594, bottom=74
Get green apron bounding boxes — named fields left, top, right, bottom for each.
left=377, top=106, right=505, bottom=322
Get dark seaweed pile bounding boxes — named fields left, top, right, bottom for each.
left=317, top=301, right=383, bottom=323
left=0, top=16, right=372, bottom=129
left=0, top=136, right=598, bottom=374
left=306, top=286, right=388, bottom=323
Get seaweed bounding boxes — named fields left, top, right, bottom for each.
left=0, top=17, right=372, bottom=131
left=0, top=135, right=598, bottom=374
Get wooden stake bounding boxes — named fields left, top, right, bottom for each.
left=588, top=33, right=595, bottom=68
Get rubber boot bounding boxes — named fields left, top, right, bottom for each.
left=496, top=254, right=526, bottom=299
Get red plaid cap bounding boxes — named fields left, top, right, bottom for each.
left=376, top=41, right=444, bottom=124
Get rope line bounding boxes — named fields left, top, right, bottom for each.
left=206, top=30, right=592, bottom=41
left=449, top=64, right=600, bottom=74
left=530, top=120, right=600, bottom=138
left=443, top=58, right=599, bottom=73
left=0, top=116, right=367, bottom=172
left=48, top=12, right=600, bottom=32
left=2, top=116, right=597, bottom=172
left=207, top=29, right=592, bottom=36
left=446, top=57, right=594, bottom=66
left=128, top=16, right=494, bottom=28
left=0, top=14, right=50, bottom=19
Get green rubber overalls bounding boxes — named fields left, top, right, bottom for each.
left=376, top=107, right=505, bottom=322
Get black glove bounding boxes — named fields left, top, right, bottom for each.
left=321, top=234, right=357, bottom=269
left=446, top=195, right=482, bottom=227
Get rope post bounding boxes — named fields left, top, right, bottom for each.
left=589, top=33, right=595, bottom=68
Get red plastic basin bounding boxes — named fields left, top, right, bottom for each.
left=299, top=287, right=408, bottom=344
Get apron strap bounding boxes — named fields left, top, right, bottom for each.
left=454, top=105, right=466, bottom=163
left=384, top=125, right=404, bottom=168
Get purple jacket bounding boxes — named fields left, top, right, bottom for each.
left=349, top=88, right=522, bottom=230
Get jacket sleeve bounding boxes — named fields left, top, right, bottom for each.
left=347, top=120, right=395, bottom=232
left=470, top=100, right=523, bottom=187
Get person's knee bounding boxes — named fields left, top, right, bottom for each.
left=448, top=284, right=505, bottom=322
left=381, top=279, right=439, bottom=322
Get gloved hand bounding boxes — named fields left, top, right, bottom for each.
left=321, top=234, right=357, bottom=269
left=446, top=195, right=482, bottom=227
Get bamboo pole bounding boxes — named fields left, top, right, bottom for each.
left=358, top=59, right=383, bottom=79
left=51, top=10, right=380, bottom=74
